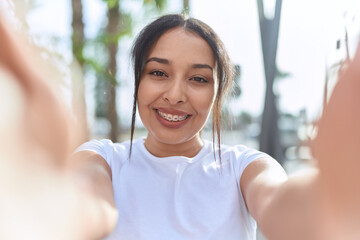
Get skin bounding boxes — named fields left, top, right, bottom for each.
left=240, top=45, right=360, bottom=240
left=135, top=27, right=315, bottom=239
left=3, top=2, right=360, bottom=237
left=137, top=27, right=217, bottom=158
left=31, top=19, right=359, bottom=240
left=73, top=26, right=299, bottom=238
left=0, top=16, right=118, bottom=239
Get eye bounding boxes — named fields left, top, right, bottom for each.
left=190, top=76, right=209, bottom=83
left=150, top=70, right=168, bottom=77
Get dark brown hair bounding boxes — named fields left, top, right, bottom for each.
left=129, top=14, right=234, bottom=163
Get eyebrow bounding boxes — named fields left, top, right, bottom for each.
left=145, top=57, right=213, bottom=72
left=191, top=64, right=213, bottom=71
left=145, top=57, right=169, bottom=64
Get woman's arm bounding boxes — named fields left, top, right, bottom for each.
left=0, top=150, right=118, bottom=240
left=70, top=151, right=116, bottom=208
left=241, top=43, right=360, bottom=240
left=0, top=13, right=118, bottom=239
left=69, top=151, right=118, bottom=238
left=241, top=159, right=319, bottom=240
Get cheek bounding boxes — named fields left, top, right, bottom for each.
left=137, top=80, right=155, bottom=106
left=191, top=87, right=216, bottom=115
left=137, top=79, right=164, bottom=122
left=137, top=81, right=151, bottom=117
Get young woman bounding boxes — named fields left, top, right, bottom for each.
left=74, top=14, right=284, bottom=239
left=74, top=14, right=360, bottom=240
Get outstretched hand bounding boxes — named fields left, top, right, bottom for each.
left=0, top=15, right=117, bottom=240
left=314, top=42, right=360, bottom=240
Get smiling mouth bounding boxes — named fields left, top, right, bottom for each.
left=156, top=109, right=190, bottom=122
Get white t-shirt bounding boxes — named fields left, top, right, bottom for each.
left=76, top=138, right=271, bottom=240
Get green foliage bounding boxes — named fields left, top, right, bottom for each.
left=155, top=0, right=167, bottom=10
left=72, top=36, right=85, bottom=65
left=239, top=112, right=253, bottom=126
left=143, top=0, right=167, bottom=11
left=95, top=73, right=111, bottom=118
left=82, top=0, right=168, bottom=124
left=80, top=11, right=133, bottom=85
left=231, top=64, right=241, bottom=98
left=102, top=0, right=119, bottom=9
left=275, top=67, right=291, bottom=80
left=102, top=12, right=133, bottom=45
left=84, top=57, right=117, bottom=85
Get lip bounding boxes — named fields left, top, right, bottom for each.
left=154, top=108, right=191, bottom=129
left=156, top=108, right=190, bottom=116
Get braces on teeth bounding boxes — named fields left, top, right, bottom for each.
left=157, top=110, right=188, bottom=122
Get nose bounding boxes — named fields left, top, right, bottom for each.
left=162, top=78, right=187, bottom=105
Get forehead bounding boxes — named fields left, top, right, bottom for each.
left=147, top=27, right=215, bottom=66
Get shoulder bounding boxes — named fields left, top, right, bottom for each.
left=201, top=140, right=272, bottom=176
left=76, top=138, right=128, bottom=154
left=220, top=143, right=272, bottom=164
left=220, top=143, right=274, bottom=178
left=75, top=138, right=137, bottom=166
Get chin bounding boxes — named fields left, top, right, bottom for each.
left=156, top=135, right=189, bottom=145
left=151, top=131, right=198, bottom=146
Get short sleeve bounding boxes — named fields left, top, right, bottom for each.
left=74, top=139, right=115, bottom=167
left=231, top=145, right=273, bottom=181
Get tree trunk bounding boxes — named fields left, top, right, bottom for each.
left=257, top=0, right=283, bottom=163
left=106, top=2, right=120, bottom=142
left=71, top=0, right=89, bottom=142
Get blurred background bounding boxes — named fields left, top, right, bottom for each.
left=1, top=0, right=359, bottom=238
left=2, top=0, right=360, bottom=182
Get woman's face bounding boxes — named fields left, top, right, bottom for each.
left=137, top=27, right=217, bottom=154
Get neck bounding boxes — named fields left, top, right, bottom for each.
left=144, top=135, right=204, bottom=158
